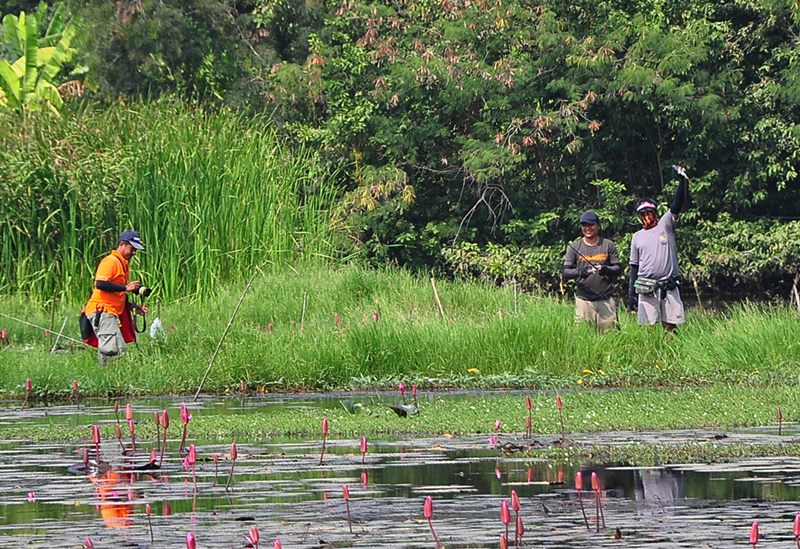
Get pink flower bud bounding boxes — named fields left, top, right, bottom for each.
left=342, top=484, right=350, bottom=501
left=160, top=410, right=169, bottom=429
left=213, top=453, right=219, bottom=464
left=91, top=424, right=100, bottom=445
left=186, top=532, right=196, bottom=549
left=125, top=403, right=133, bottom=421
left=154, top=410, right=160, bottom=425
left=145, top=503, right=151, bottom=516
left=84, top=536, right=94, bottom=549
left=25, top=378, right=31, bottom=393
left=555, top=394, right=563, bottom=411
left=334, top=313, right=340, bottom=325
left=511, top=490, right=520, bottom=512
left=412, top=384, right=417, bottom=397
left=499, top=534, right=507, bottom=549
left=525, top=394, right=532, bottom=410
left=187, top=444, right=197, bottom=466
left=248, top=525, right=260, bottom=544
left=575, top=471, right=583, bottom=491
left=322, top=417, right=329, bottom=436
left=495, top=467, right=502, bottom=480
left=268, top=322, right=273, bottom=332
left=501, top=499, right=510, bottom=525
left=150, top=448, right=157, bottom=462
left=372, top=310, right=379, bottom=321
left=274, top=541, right=282, bottom=549
left=750, top=520, right=758, bottom=545
left=128, top=418, right=135, bottom=435
left=398, top=382, right=405, bottom=396
left=423, top=495, right=433, bottom=519
left=231, top=442, right=238, bottom=461
left=516, top=514, right=525, bottom=537
left=180, top=402, right=192, bottom=426
left=360, top=436, right=368, bottom=455
left=527, top=467, right=533, bottom=483
left=72, top=380, right=79, bottom=393
left=494, top=419, right=501, bottom=432
left=361, top=471, right=368, bottom=486
left=795, top=512, right=800, bottom=538
left=591, top=471, right=600, bottom=492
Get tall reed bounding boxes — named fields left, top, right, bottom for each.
left=0, top=99, right=340, bottom=303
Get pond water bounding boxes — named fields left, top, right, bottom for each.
left=0, top=395, right=798, bottom=548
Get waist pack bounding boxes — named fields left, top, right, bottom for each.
left=634, top=277, right=659, bottom=295
left=635, top=276, right=680, bottom=296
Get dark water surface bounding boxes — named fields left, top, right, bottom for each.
left=0, top=395, right=798, bottom=547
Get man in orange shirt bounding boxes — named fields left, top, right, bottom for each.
left=83, top=230, right=148, bottom=364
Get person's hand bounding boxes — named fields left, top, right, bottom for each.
left=134, top=305, right=149, bottom=315
left=627, top=293, right=638, bottom=312
left=580, top=265, right=595, bottom=278
left=598, top=265, right=609, bottom=276
left=125, top=280, right=142, bottom=292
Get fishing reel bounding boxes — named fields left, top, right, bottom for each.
left=134, top=286, right=152, bottom=298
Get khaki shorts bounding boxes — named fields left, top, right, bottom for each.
left=637, top=287, right=685, bottom=326
left=87, top=312, right=126, bottom=364
left=575, top=297, right=617, bottom=333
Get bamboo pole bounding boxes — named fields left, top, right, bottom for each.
left=430, top=275, right=445, bottom=318
left=50, top=315, right=68, bottom=354
left=193, top=272, right=257, bottom=401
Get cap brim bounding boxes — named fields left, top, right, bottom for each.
left=128, top=240, right=145, bottom=251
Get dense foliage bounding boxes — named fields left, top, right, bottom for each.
left=1, top=0, right=799, bottom=300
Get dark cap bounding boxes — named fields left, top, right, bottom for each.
left=579, top=210, right=600, bottom=225
left=119, top=229, right=145, bottom=251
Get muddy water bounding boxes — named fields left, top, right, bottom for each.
left=0, top=396, right=799, bottom=547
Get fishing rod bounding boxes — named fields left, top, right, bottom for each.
left=566, top=241, right=602, bottom=271
left=0, top=311, right=91, bottom=347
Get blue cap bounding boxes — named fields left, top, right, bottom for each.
left=579, top=210, right=600, bottom=225
left=119, top=229, right=145, bottom=251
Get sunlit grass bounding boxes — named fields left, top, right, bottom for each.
left=0, top=265, right=798, bottom=398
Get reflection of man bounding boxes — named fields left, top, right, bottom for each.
left=636, top=469, right=684, bottom=503
left=88, top=469, right=135, bottom=528
left=82, top=230, right=148, bottom=364
left=563, top=211, right=622, bottom=333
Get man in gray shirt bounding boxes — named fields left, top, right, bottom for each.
left=628, top=167, right=689, bottom=332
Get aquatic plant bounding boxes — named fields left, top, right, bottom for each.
left=510, top=490, right=521, bottom=545
left=556, top=394, right=565, bottom=441
left=575, top=471, right=590, bottom=530
left=399, top=382, right=406, bottom=404
left=145, top=503, right=153, bottom=542
left=128, top=418, right=136, bottom=451
left=83, top=536, right=94, bottom=549
left=515, top=515, right=525, bottom=548
left=750, top=520, right=758, bottom=548
left=159, top=410, right=169, bottom=465
left=500, top=499, right=510, bottom=546
left=186, top=532, right=196, bottom=549
left=360, top=436, right=368, bottom=464
left=245, top=525, right=260, bottom=548
left=91, top=424, right=100, bottom=460
left=591, top=472, right=605, bottom=531
left=273, top=541, right=282, bottom=549
left=114, top=423, right=124, bottom=452
left=154, top=411, right=161, bottom=454
left=319, top=417, right=329, bottom=465
left=179, top=402, right=192, bottom=454
left=226, top=442, right=238, bottom=491
left=524, top=395, right=532, bottom=438
left=184, top=444, right=197, bottom=494
left=23, top=377, right=31, bottom=406
left=342, top=484, right=353, bottom=533
left=423, top=495, right=441, bottom=548
left=794, top=512, right=800, bottom=548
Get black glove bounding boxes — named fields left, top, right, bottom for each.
left=628, top=292, right=638, bottom=311
left=597, top=265, right=609, bottom=276
left=580, top=265, right=595, bottom=278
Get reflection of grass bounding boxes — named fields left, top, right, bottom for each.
left=4, top=384, right=800, bottom=446
left=1, top=266, right=799, bottom=399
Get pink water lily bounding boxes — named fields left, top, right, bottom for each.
left=26, top=491, right=36, bottom=502
left=179, top=402, right=192, bottom=453
left=245, top=525, right=260, bottom=548
left=423, top=495, right=441, bottom=548
left=575, top=471, right=589, bottom=530
left=360, top=436, right=368, bottom=463
left=226, top=442, right=238, bottom=491
left=273, top=541, right=282, bottom=549
left=186, top=532, right=196, bottom=549
left=83, top=536, right=94, bottom=549
left=750, top=520, right=759, bottom=547
left=342, top=484, right=353, bottom=533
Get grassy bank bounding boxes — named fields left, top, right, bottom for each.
left=0, top=266, right=798, bottom=399
left=0, top=100, right=339, bottom=302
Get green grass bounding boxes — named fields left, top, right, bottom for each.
left=0, top=265, right=798, bottom=399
